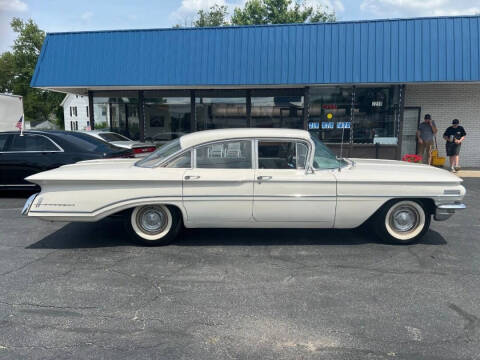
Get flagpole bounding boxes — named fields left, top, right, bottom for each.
left=20, top=96, right=24, bottom=136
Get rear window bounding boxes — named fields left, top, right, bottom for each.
left=8, top=134, right=60, bottom=152
left=99, top=132, right=130, bottom=142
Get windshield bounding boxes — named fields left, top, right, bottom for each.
left=99, top=132, right=130, bottom=142
left=135, top=138, right=182, bottom=168
left=311, top=135, right=346, bottom=169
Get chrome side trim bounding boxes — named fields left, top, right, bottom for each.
left=21, top=193, right=39, bottom=215
left=0, top=184, right=37, bottom=187
left=29, top=195, right=183, bottom=214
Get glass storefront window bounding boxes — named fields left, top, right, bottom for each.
left=308, top=87, right=352, bottom=144
left=251, top=95, right=304, bottom=129
left=93, top=97, right=139, bottom=139
left=195, top=96, right=247, bottom=130
left=144, top=97, right=192, bottom=145
left=93, top=103, right=109, bottom=129
left=353, top=87, right=398, bottom=144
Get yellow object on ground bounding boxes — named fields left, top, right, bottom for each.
left=431, top=149, right=446, bottom=167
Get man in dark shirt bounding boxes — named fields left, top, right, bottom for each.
left=443, top=119, right=466, bottom=172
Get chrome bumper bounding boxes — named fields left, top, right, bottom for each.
left=434, top=203, right=466, bottom=221
left=21, top=193, right=39, bottom=216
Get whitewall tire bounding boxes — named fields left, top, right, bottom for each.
left=373, top=200, right=430, bottom=244
left=125, top=205, right=182, bottom=246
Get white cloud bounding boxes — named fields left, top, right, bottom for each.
left=306, top=0, right=345, bottom=13
left=360, top=0, right=480, bottom=18
left=171, top=0, right=227, bottom=23
left=80, top=11, right=94, bottom=21
left=0, top=0, right=28, bottom=12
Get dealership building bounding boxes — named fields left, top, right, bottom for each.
left=31, top=15, right=480, bottom=166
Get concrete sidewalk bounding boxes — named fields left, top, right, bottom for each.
left=456, top=169, right=480, bottom=178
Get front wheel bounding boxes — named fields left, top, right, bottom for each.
left=373, top=200, right=430, bottom=244
left=124, top=205, right=182, bottom=246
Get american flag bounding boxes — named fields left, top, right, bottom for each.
left=16, top=115, right=23, bottom=130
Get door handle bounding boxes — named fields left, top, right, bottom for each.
left=257, top=176, right=272, bottom=183
left=184, top=175, right=200, bottom=180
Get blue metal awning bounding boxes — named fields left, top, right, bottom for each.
left=31, top=15, right=480, bottom=89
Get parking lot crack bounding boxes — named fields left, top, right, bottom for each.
left=448, top=303, right=480, bottom=340
left=0, top=300, right=97, bottom=310
left=0, top=250, right=58, bottom=277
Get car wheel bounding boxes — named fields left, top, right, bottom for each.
left=373, top=200, right=430, bottom=244
left=124, top=205, right=182, bottom=246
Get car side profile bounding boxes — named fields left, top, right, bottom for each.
left=22, top=128, right=465, bottom=245
left=0, top=130, right=133, bottom=189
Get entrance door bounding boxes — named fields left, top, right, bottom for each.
left=182, top=139, right=254, bottom=223
left=253, top=140, right=336, bottom=226
left=401, top=107, right=420, bottom=157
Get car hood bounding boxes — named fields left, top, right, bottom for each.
left=109, top=141, right=155, bottom=149
left=342, top=158, right=462, bottom=184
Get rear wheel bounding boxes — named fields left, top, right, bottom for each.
left=373, top=200, right=430, bottom=244
left=124, top=205, right=181, bottom=246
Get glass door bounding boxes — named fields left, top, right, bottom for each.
left=401, top=107, right=420, bottom=157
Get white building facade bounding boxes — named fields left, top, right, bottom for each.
left=61, top=94, right=90, bottom=131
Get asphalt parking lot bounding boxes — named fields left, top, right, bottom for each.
left=0, top=180, right=479, bottom=360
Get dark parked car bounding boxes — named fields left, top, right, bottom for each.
left=0, top=130, right=132, bottom=190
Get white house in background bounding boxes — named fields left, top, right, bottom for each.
left=61, top=94, right=90, bottom=131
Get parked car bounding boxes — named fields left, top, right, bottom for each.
left=146, top=131, right=185, bottom=146
left=0, top=130, right=132, bottom=189
left=22, top=128, right=465, bottom=245
left=82, top=131, right=156, bottom=157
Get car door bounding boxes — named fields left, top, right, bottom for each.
left=0, top=133, right=12, bottom=186
left=253, top=139, right=336, bottom=226
left=182, top=139, right=254, bottom=223
left=2, top=133, right=64, bottom=186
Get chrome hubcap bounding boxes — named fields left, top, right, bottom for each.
left=137, top=207, right=167, bottom=234
left=390, top=206, right=418, bottom=232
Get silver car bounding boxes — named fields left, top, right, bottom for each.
left=82, top=131, right=156, bottom=157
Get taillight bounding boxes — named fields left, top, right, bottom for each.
left=133, top=147, right=156, bottom=154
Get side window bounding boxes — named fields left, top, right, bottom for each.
left=0, top=134, right=10, bottom=151
left=8, top=134, right=60, bottom=152
left=258, top=141, right=308, bottom=169
left=196, top=140, right=252, bottom=169
left=165, top=151, right=191, bottom=168
left=296, top=142, right=308, bottom=169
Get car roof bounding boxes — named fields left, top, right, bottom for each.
left=179, top=128, right=311, bottom=149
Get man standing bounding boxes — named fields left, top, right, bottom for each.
left=443, top=119, right=466, bottom=172
left=416, top=114, right=437, bottom=165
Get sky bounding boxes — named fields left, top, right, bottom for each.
left=1, top=0, right=480, bottom=53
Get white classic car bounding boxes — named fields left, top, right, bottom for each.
left=22, top=128, right=466, bottom=245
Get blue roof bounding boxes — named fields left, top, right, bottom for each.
left=31, top=16, right=480, bottom=88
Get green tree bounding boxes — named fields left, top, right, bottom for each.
left=231, top=0, right=335, bottom=25
left=193, top=4, right=229, bottom=27
left=0, top=18, right=64, bottom=125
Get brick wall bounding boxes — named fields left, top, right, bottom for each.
left=405, top=84, right=480, bottom=168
